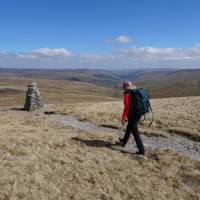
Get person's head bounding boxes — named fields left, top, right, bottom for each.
left=122, top=81, right=136, bottom=91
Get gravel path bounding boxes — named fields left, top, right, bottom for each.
left=51, top=114, right=200, bottom=160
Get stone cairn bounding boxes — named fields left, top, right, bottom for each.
left=24, top=81, right=44, bottom=111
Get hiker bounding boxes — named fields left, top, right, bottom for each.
left=119, top=81, right=145, bottom=155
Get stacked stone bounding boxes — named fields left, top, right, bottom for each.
left=24, top=81, right=44, bottom=111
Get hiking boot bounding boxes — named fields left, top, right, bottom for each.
left=119, top=138, right=126, bottom=147
left=134, top=151, right=145, bottom=155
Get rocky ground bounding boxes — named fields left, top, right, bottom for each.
left=48, top=114, right=200, bottom=160
left=53, top=96, right=200, bottom=141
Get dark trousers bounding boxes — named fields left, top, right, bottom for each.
left=122, top=119, right=144, bottom=154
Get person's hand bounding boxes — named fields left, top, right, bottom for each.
left=122, top=118, right=128, bottom=126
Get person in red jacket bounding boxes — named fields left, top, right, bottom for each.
left=119, top=81, right=145, bottom=155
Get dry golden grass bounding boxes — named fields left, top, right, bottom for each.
left=55, top=96, right=200, bottom=140
left=0, top=110, right=199, bottom=200
left=0, top=77, right=200, bottom=199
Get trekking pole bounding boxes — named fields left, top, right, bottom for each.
left=148, top=103, right=154, bottom=126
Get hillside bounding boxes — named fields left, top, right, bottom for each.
left=0, top=68, right=200, bottom=98
left=0, top=68, right=121, bottom=87
left=0, top=76, right=118, bottom=109
left=0, top=74, right=199, bottom=199
left=126, top=69, right=200, bottom=97
left=0, top=97, right=199, bottom=199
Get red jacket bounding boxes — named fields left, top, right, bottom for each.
left=122, top=93, right=131, bottom=122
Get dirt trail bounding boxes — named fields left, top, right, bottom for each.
left=49, top=113, right=200, bottom=161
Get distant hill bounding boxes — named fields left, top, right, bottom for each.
left=0, top=68, right=200, bottom=98
left=118, top=69, right=200, bottom=98
left=0, top=68, right=121, bottom=87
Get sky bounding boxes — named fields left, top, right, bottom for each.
left=0, top=0, right=200, bottom=69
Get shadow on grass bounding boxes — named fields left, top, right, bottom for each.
left=99, top=124, right=120, bottom=130
left=72, top=137, right=113, bottom=148
left=44, top=111, right=57, bottom=115
left=71, top=136, right=122, bottom=151
left=71, top=137, right=160, bottom=161
left=9, top=107, right=24, bottom=111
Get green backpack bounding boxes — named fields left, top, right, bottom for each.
left=130, top=88, right=153, bottom=125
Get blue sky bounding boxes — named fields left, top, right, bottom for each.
left=0, top=0, right=200, bottom=69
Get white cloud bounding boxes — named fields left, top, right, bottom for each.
left=17, top=54, right=37, bottom=59
left=115, top=36, right=133, bottom=44
left=80, top=53, right=103, bottom=60
left=32, top=48, right=72, bottom=57
left=114, top=46, right=200, bottom=60
left=0, top=45, right=200, bottom=69
left=105, top=35, right=133, bottom=45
